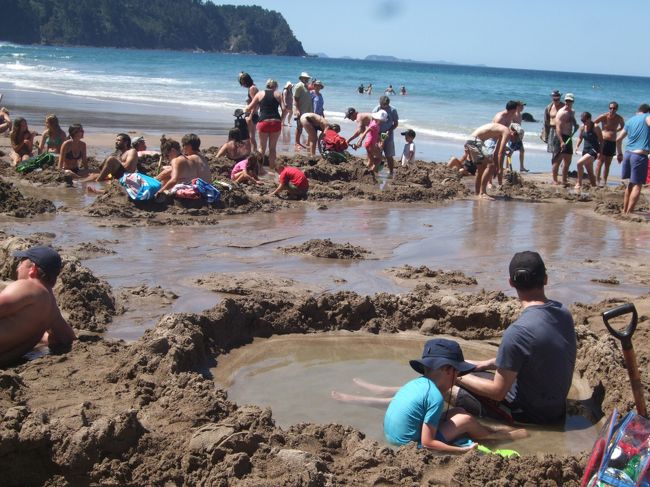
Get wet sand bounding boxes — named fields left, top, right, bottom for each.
left=0, top=133, right=650, bottom=486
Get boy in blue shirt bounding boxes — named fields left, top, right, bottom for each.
left=383, top=338, right=527, bottom=453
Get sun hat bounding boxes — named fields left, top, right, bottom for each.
left=509, top=123, right=524, bottom=139
left=299, top=71, right=311, bottom=80
left=284, top=81, right=293, bottom=88
left=372, top=110, right=388, bottom=122
left=409, top=338, right=476, bottom=376
left=401, top=129, right=416, bottom=138
left=13, top=246, right=63, bottom=278
left=509, top=251, right=546, bottom=289
left=564, top=93, right=575, bottom=102
left=344, top=107, right=356, bottom=119
left=551, top=90, right=561, bottom=97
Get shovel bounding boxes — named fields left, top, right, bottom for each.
left=602, top=303, right=647, bottom=417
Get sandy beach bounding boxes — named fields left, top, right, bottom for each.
left=1, top=129, right=650, bottom=486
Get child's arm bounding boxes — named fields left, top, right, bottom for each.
left=354, top=126, right=371, bottom=149
left=421, top=423, right=476, bottom=453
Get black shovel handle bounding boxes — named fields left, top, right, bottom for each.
left=602, top=303, right=638, bottom=348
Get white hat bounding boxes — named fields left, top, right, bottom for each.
left=299, top=71, right=311, bottom=80
left=372, top=110, right=388, bottom=122
left=509, top=123, right=524, bottom=139
left=284, top=81, right=293, bottom=88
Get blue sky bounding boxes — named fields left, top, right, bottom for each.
left=219, top=0, right=649, bottom=77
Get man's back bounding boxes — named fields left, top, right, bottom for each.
left=188, top=153, right=212, bottom=182
left=497, top=300, right=576, bottom=423
left=625, top=113, right=650, bottom=152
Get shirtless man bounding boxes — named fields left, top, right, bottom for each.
left=492, top=101, right=519, bottom=182
left=215, top=128, right=250, bottom=162
left=593, top=101, right=625, bottom=187
left=0, top=246, right=76, bottom=366
left=544, top=90, right=565, bottom=176
left=344, top=107, right=373, bottom=146
left=552, top=94, right=579, bottom=186
left=85, top=133, right=138, bottom=181
left=464, top=122, right=523, bottom=198
left=181, top=133, right=211, bottom=182
left=156, top=138, right=207, bottom=194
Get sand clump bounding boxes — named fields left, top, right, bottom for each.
left=281, top=238, right=372, bottom=260
left=0, top=178, right=55, bottom=217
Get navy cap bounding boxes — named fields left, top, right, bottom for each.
left=410, top=338, right=475, bottom=376
left=13, top=246, right=62, bottom=278
left=509, top=251, right=546, bottom=289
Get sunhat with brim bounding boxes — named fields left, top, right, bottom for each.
left=372, top=110, right=388, bottom=122
left=409, top=338, right=476, bottom=376
left=284, top=81, right=293, bottom=88
left=299, top=71, right=311, bottom=80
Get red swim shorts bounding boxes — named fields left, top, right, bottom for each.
left=257, top=119, right=281, bottom=133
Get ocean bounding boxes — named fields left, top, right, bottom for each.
left=1, top=42, right=649, bottom=173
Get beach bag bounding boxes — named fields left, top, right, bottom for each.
left=192, top=178, right=220, bottom=204
left=118, top=172, right=161, bottom=201
left=323, top=129, right=349, bottom=153
left=15, top=153, right=56, bottom=174
left=582, top=409, right=650, bottom=487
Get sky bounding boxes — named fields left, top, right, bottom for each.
left=218, top=0, right=649, bottom=77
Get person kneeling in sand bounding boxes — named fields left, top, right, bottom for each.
left=334, top=339, right=527, bottom=453
left=0, top=246, right=76, bottom=367
left=156, top=136, right=209, bottom=195
left=270, top=162, right=309, bottom=199
left=231, top=151, right=264, bottom=185
left=84, top=133, right=139, bottom=182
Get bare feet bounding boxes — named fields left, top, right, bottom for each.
left=479, top=193, right=494, bottom=200
left=574, top=183, right=581, bottom=190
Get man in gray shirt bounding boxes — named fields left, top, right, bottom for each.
left=372, top=95, right=399, bottom=176
left=454, top=251, right=576, bottom=424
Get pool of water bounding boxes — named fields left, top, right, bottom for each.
left=212, top=332, right=599, bottom=455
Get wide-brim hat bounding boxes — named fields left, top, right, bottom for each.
left=409, top=338, right=476, bottom=376
left=284, top=81, right=293, bottom=88
left=299, top=71, right=311, bottom=80
left=372, top=110, right=388, bottom=122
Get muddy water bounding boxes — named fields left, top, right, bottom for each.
left=211, top=333, right=598, bottom=455
left=1, top=184, right=648, bottom=341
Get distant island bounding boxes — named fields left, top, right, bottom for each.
left=2, top=1, right=306, bottom=56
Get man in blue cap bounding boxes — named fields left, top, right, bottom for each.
left=383, top=338, right=527, bottom=452
left=0, top=246, right=75, bottom=366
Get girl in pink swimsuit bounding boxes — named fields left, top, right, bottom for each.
left=354, top=110, right=387, bottom=171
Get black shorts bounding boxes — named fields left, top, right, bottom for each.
left=462, top=159, right=477, bottom=175
left=561, top=134, right=573, bottom=155
left=602, top=140, right=616, bottom=157
left=114, top=164, right=126, bottom=179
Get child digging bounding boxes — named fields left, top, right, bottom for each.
left=385, top=339, right=527, bottom=452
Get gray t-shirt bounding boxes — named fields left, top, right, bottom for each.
left=373, top=104, right=399, bottom=134
left=496, top=300, right=576, bottom=423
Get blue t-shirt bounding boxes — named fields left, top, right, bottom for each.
left=496, top=300, right=576, bottom=423
left=624, top=113, right=650, bottom=152
left=311, top=92, right=324, bottom=116
left=383, top=376, right=444, bottom=445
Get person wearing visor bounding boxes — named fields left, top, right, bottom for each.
left=0, top=246, right=75, bottom=366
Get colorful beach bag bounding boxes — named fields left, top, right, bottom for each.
left=118, top=172, right=162, bottom=201
left=193, top=178, right=221, bottom=204
left=582, top=409, right=650, bottom=487
left=15, top=153, right=56, bottom=174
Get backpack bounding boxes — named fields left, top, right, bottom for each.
left=118, top=172, right=162, bottom=201
left=582, top=409, right=650, bottom=486
left=15, top=153, right=57, bottom=174
left=322, top=129, right=349, bottom=153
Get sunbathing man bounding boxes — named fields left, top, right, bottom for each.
left=84, top=133, right=138, bottom=181
left=0, top=246, right=76, bottom=366
left=463, top=122, right=523, bottom=199
left=344, top=107, right=373, bottom=146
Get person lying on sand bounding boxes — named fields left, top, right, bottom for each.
left=84, top=133, right=138, bottom=182
left=0, top=246, right=76, bottom=367
left=333, top=339, right=527, bottom=453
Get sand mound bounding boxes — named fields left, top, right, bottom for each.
left=281, top=238, right=371, bottom=260
left=0, top=178, right=55, bottom=217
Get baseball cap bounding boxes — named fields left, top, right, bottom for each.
left=132, top=136, right=145, bottom=146
left=372, top=110, right=388, bottom=122
left=13, top=246, right=63, bottom=279
left=312, top=80, right=324, bottom=88
left=401, top=129, right=416, bottom=138
left=509, top=251, right=546, bottom=289
left=410, top=338, right=476, bottom=376
left=509, top=123, right=524, bottom=139
left=564, top=93, right=575, bottom=102
left=551, top=90, right=561, bottom=97
left=299, top=71, right=311, bottom=80
left=344, top=107, right=356, bottom=119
